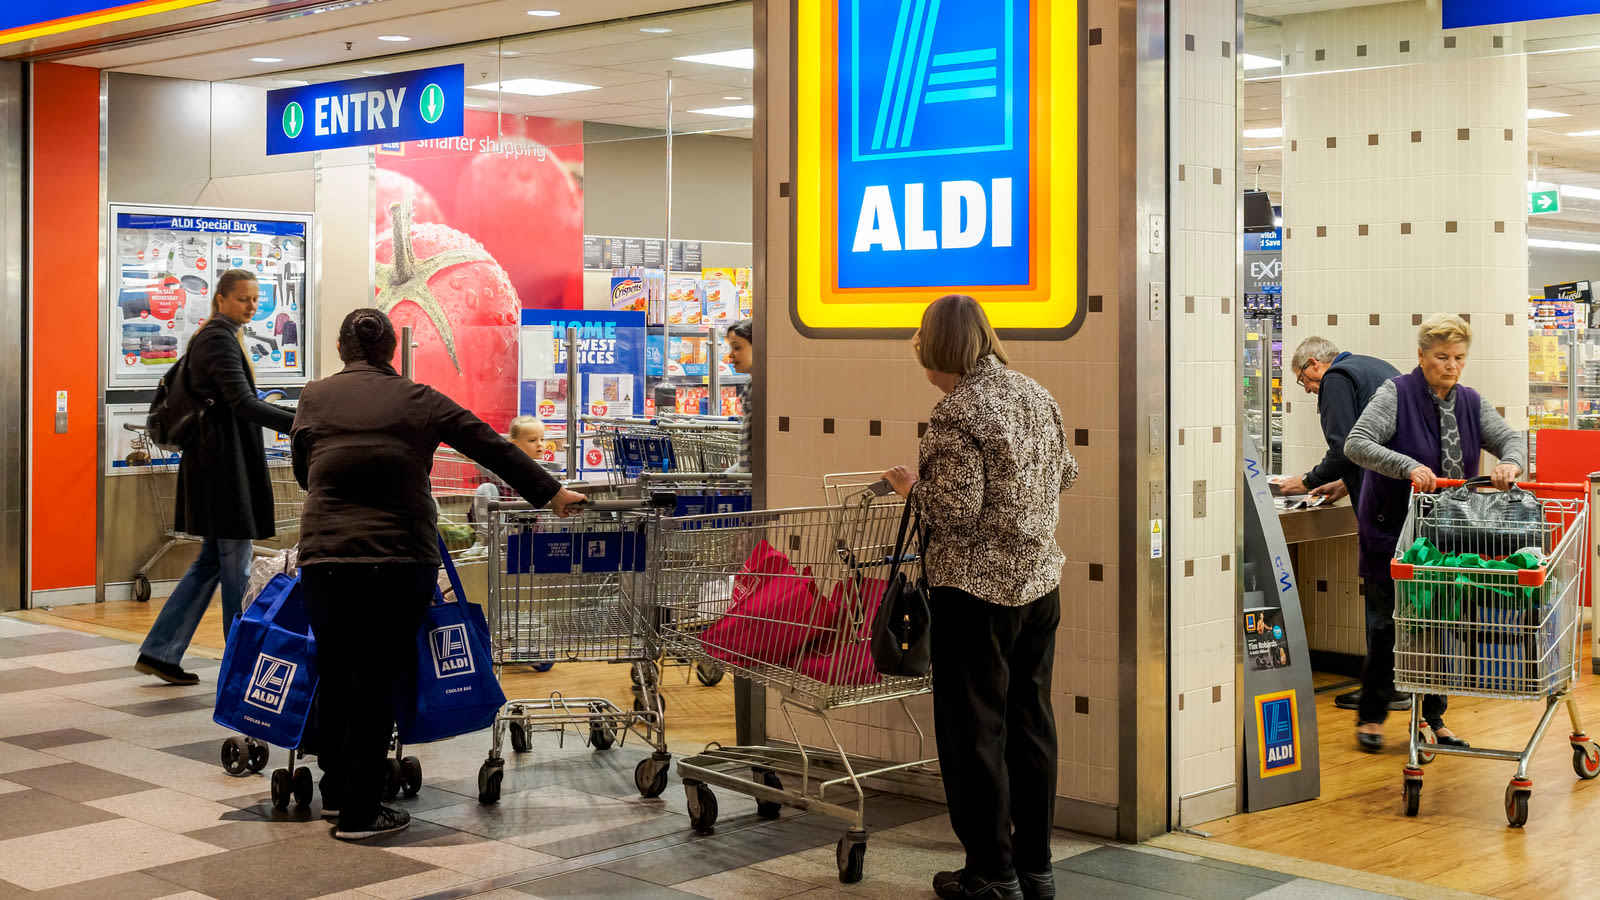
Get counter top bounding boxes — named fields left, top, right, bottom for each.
left=1277, top=503, right=1357, bottom=544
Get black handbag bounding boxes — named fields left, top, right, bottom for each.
left=870, top=499, right=932, bottom=677
left=1422, top=476, right=1544, bottom=557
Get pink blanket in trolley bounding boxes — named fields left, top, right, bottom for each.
left=700, top=540, right=839, bottom=668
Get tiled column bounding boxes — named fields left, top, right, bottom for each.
left=1280, top=3, right=1530, bottom=482
left=1169, top=0, right=1242, bottom=829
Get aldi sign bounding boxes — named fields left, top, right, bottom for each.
left=794, top=0, right=1082, bottom=337
left=1444, top=1, right=1600, bottom=27
left=266, top=65, right=464, bottom=156
left=1255, top=690, right=1303, bottom=777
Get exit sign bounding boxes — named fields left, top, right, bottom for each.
left=1530, top=189, right=1560, bottom=215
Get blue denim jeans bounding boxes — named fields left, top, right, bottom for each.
left=139, top=537, right=253, bottom=665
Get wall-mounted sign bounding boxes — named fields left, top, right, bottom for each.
left=1529, top=189, right=1561, bottom=216
left=267, top=65, right=465, bottom=156
left=1443, top=0, right=1600, bottom=27
left=0, top=0, right=224, bottom=47
left=793, top=0, right=1082, bottom=337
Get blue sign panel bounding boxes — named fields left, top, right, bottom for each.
left=837, top=0, right=1031, bottom=290
left=266, top=65, right=464, bottom=156
left=1260, top=694, right=1300, bottom=775
left=1443, top=0, right=1600, bottom=27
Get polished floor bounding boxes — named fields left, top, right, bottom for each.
left=0, top=604, right=1462, bottom=899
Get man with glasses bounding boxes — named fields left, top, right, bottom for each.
left=1281, top=336, right=1399, bottom=711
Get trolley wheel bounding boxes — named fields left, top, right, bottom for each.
left=477, top=759, right=504, bottom=805
left=695, top=660, right=725, bottom=687
left=382, top=757, right=402, bottom=801
left=132, top=574, right=151, bottom=603
left=631, top=661, right=659, bottom=688
left=509, top=722, right=531, bottom=753
left=1572, top=739, right=1600, bottom=780
left=633, top=693, right=666, bottom=715
left=400, top=756, right=423, bottom=797
left=246, top=738, right=270, bottom=773
left=220, top=737, right=251, bottom=777
left=1506, top=780, right=1532, bottom=828
left=1402, top=778, right=1421, bottom=817
left=836, top=831, right=868, bottom=884
left=588, top=704, right=617, bottom=751
left=291, top=766, right=314, bottom=808
left=685, top=781, right=718, bottom=834
left=533, top=662, right=555, bottom=673
left=269, top=768, right=291, bottom=810
left=1416, top=726, right=1437, bottom=765
left=634, top=754, right=670, bottom=799
left=753, top=768, right=783, bottom=819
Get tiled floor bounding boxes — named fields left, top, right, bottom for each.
left=0, top=613, right=1455, bottom=900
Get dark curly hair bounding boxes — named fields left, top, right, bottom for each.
left=337, top=308, right=398, bottom=365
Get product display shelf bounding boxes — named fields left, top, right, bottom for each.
left=1527, top=328, right=1600, bottom=476
left=1243, top=317, right=1285, bottom=474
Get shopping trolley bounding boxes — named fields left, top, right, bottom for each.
left=121, top=423, right=304, bottom=603
left=660, top=479, right=937, bottom=884
left=475, top=494, right=676, bottom=805
left=1392, top=478, right=1591, bottom=826
left=585, top=415, right=742, bottom=483
left=657, top=419, right=740, bottom=474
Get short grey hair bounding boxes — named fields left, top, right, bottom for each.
left=1290, top=336, right=1339, bottom=373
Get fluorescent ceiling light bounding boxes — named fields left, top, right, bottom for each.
left=362, top=69, right=389, bottom=75
left=1245, top=144, right=1282, bottom=151
left=249, top=57, right=282, bottom=63
left=377, top=35, right=411, bottom=42
left=1241, top=53, right=1280, bottom=70
left=1243, top=127, right=1282, bottom=139
left=1560, top=183, right=1600, bottom=200
left=1528, top=108, right=1570, bottom=119
left=1530, top=238, right=1600, bottom=252
left=688, top=104, right=754, bottom=118
left=278, top=79, right=309, bottom=87
left=1567, top=129, right=1600, bottom=137
left=675, top=49, right=754, bottom=69
left=526, top=9, right=560, bottom=15
left=488, top=49, right=521, bottom=57
left=640, top=27, right=672, bottom=34
left=723, top=95, right=743, bottom=100
left=469, top=78, right=599, bottom=96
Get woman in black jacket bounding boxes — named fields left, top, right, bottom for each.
left=137, top=269, right=296, bottom=686
left=292, top=309, right=585, bottom=841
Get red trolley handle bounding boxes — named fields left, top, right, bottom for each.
left=1433, top=478, right=1589, bottom=493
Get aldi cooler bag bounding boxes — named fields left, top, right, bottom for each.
left=398, top=538, right=506, bottom=744
left=214, top=572, right=319, bottom=749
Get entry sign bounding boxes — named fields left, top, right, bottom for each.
left=1529, top=189, right=1560, bottom=216
left=266, top=65, right=464, bottom=156
left=793, top=0, right=1082, bottom=337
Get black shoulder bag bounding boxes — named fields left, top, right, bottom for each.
left=870, top=497, right=932, bottom=677
left=146, top=353, right=212, bottom=453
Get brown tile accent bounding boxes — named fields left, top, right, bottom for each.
left=1328, top=314, right=1338, bottom=326
left=1357, top=44, right=1368, bottom=56
left=778, top=416, right=790, bottom=432
left=1359, top=582, right=1367, bottom=596
left=1401, top=222, right=1412, bottom=234
left=1291, top=315, right=1298, bottom=326
left=1317, top=225, right=1327, bottom=237
left=1317, top=580, right=1328, bottom=592
left=1457, top=127, right=1470, bottom=140
left=1506, top=313, right=1515, bottom=326
left=789, top=534, right=803, bottom=553
left=1286, top=228, right=1292, bottom=239
left=1445, top=221, right=1457, bottom=233
left=1411, top=130, right=1422, bottom=142
left=1222, top=297, right=1231, bottom=314
left=1213, top=685, right=1223, bottom=703
left=1505, top=128, right=1514, bottom=141
left=1089, top=295, right=1103, bottom=312
left=1444, top=35, right=1457, bottom=48
left=1291, top=139, right=1298, bottom=151
left=1178, top=164, right=1186, bottom=181
left=1185, top=33, right=1195, bottom=51
left=1184, top=560, right=1195, bottom=577
left=1495, top=221, right=1505, bottom=233
left=1178, top=430, right=1185, bottom=446
left=1315, top=48, right=1326, bottom=61
left=1359, top=224, right=1370, bottom=236
left=918, top=422, right=929, bottom=438
left=1222, top=554, right=1232, bottom=571
left=1089, top=563, right=1104, bottom=582
left=1368, top=133, right=1378, bottom=145
left=1223, top=42, right=1232, bottom=57
left=1326, top=136, right=1337, bottom=149
left=822, top=418, right=834, bottom=434
left=1075, top=696, right=1090, bottom=714
left=1370, top=313, right=1381, bottom=326
left=1400, top=40, right=1411, bottom=52
left=1179, top=694, right=1185, bottom=711
left=1285, top=401, right=1292, bottom=413
left=1185, top=296, right=1196, bottom=314
left=1212, top=426, right=1222, bottom=443
left=869, top=420, right=881, bottom=436
left=1494, top=35, right=1504, bottom=49
left=1461, top=313, right=1472, bottom=323
left=1412, top=314, right=1423, bottom=326
left=1496, top=406, right=1505, bottom=416
left=1074, top=428, right=1089, bottom=446
left=1213, top=167, right=1222, bottom=185
left=1089, top=27, right=1103, bottom=45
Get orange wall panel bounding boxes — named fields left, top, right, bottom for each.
left=31, top=63, right=100, bottom=593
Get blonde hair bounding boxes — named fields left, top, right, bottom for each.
left=913, top=294, right=1008, bottom=375
left=1418, top=314, right=1473, bottom=351
left=509, top=415, right=544, bottom=442
left=212, top=268, right=258, bottom=313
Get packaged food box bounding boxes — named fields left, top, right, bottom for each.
left=667, top=278, right=703, bottom=325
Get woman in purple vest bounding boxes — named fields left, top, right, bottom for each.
left=1344, top=314, right=1526, bottom=752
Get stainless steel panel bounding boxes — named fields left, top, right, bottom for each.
left=0, top=62, right=22, bottom=611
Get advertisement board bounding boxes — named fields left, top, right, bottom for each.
left=792, top=0, right=1082, bottom=337
left=109, top=204, right=312, bottom=390
left=519, top=310, right=645, bottom=477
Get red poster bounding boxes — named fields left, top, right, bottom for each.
left=147, top=275, right=184, bottom=320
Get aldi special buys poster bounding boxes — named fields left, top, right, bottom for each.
left=111, top=207, right=311, bottom=389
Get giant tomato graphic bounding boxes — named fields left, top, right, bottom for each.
left=375, top=169, right=444, bottom=237
left=375, top=200, right=520, bottom=432
left=453, top=143, right=583, bottom=309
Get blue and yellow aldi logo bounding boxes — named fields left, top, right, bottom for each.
left=1255, top=690, right=1302, bottom=778
left=794, top=0, right=1081, bottom=337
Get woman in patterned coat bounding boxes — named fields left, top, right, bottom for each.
left=882, top=294, right=1077, bottom=900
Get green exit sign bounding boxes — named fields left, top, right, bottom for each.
left=1529, top=189, right=1560, bottom=215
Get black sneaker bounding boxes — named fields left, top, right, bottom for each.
left=933, top=870, right=1023, bottom=900
left=1388, top=692, right=1414, bottom=711
left=135, top=654, right=199, bottom=686
left=334, top=806, right=410, bottom=840
left=1019, top=870, right=1055, bottom=900
left=1334, top=689, right=1361, bottom=709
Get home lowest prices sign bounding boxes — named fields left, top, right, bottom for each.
left=793, top=0, right=1082, bottom=337
left=110, top=205, right=312, bottom=389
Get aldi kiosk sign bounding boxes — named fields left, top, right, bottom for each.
left=794, top=0, right=1081, bottom=337
left=266, top=65, right=464, bottom=156
left=1443, top=1, right=1600, bottom=27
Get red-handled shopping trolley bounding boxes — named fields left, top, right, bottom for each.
left=1391, top=478, right=1591, bottom=826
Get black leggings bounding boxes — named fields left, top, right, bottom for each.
left=1358, top=576, right=1448, bottom=729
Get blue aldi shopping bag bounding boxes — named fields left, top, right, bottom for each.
left=214, top=573, right=318, bottom=748
left=398, top=539, right=506, bottom=744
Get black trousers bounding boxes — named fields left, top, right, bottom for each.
left=930, top=585, right=1060, bottom=880
left=303, top=562, right=436, bottom=825
left=1358, top=577, right=1447, bottom=728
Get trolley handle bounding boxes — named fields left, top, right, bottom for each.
left=1433, top=478, right=1589, bottom=493
left=567, top=492, right=678, bottom=512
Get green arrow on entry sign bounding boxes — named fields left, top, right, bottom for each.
left=1529, top=189, right=1560, bottom=215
